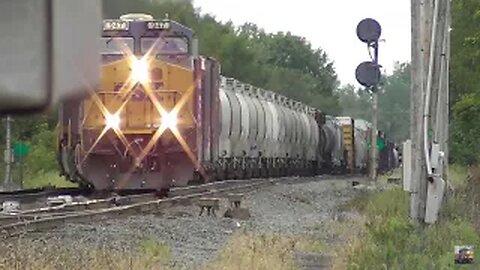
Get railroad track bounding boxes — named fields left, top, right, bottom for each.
left=0, top=187, right=88, bottom=206
left=0, top=175, right=362, bottom=238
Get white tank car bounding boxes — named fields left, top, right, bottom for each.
left=217, top=77, right=320, bottom=178
left=320, top=116, right=345, bottom=172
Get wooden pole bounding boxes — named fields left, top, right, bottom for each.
left=370, top=41, right=380, bottom=181
left=370, top=93, right=378, bottom=180
left=410, top=0, right=429, bottom=221
left=3, top=116, right=12, bottom=189
left=410, top=0, right=450, bottom=223
left=435, top=0, right=449, bottom=183
left=444, top=0, right=450, bottom=180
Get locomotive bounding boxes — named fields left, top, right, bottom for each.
left=57, top=13, right=389, bottom=191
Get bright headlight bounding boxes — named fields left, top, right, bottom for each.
left=131, top=57, right=149, bottom=83
left=163, top=112, right=177, bottom=129
left=106, top=113, right=120, bottom=129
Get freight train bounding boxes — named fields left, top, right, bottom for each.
left=57, top=13, right=398, bottom=191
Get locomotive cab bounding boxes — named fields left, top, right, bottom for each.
left=58, top=13, right=201, bottom=190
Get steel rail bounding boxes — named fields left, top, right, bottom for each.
left=0, top=175, right=362, bottom=238
left=0, top=179, right=278, bottom=237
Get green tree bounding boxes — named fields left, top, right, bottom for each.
left=378, top=62, right=411, bottom=142
left=450, top=0, right=480, bottom=164
left=451, top=94, right=480, bottom=164
left=337, top=84, right=372, bottom=120
left=450, top=0, right=480, bottom=103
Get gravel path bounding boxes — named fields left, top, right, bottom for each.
left=9, top=176, right=367, bottom=269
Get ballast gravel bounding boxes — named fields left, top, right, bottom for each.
left=10, top=177, right=370, bottom=269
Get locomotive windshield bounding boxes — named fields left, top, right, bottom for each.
left=140, top=37, right=189, bottom=55
left=100, top=37, right=134, bottom=55
left=101, top=15, right=194, bottom=62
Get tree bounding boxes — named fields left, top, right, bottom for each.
left=378, top=62, right=411, bottom=142
left=450, top=0, right=480, bottom=164
left=337, top=84, right=372, bottom=120
left=450, top=0, right=480, bottom=103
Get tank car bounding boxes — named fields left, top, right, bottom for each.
left=318, top=116, right=345, bottom=174
left=57, top=13, right=324, bottom=191
left=216, top=77, right=320, bottom=180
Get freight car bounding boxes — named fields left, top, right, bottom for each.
left=57, top=13, right=391, bottom=191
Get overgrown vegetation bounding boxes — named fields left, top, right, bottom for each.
left=205, top=232, right=341, bottom=270
left=450, top=0, right=480, bottom=165
left=205, top=233, right=298, bottom=270
left=336, top=165, right=480, bottom=269
left=0, top=237, right=171, bottom=270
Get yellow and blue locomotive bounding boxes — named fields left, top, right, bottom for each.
left=58, top=13, right=204, bottom=190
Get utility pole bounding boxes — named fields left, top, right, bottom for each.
left=371, top=38, right=380, bottom=181
left=3, top=115, right=12, bottom=188
left=409, top=0, right=424, bottom=220
left=355, top=18, right=382, bottom=181
left=408, top=0, right=449, bottom=224
left=371, top=84, right=378, bottom=180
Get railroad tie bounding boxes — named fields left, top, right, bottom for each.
left=198, top=198, right=220, bottom=217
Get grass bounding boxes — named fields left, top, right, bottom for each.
left=333, top=164, right=480, bottom=270
left=0, top=165, right=77, bottom=189
left=22, top=170, right=78, bottom=189
left=0, top=237, right=171, bottom=270
left=205, top=232, right=298, bottom=270
left=448, top=164, right=468, bottom=188
left=138, top=236, right=171, bottom=265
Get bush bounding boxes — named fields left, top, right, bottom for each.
left=346, top=185, right=480, bottom=270
left=205, top=233, right=297, bottom=270
left=451, top=94, right=480, bottom=165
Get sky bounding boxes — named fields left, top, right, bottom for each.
left=193, top=0, right=411, bottom=87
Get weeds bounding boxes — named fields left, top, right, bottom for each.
left=22, top=170, right=77, bottom=189
left=205, top=232, right=298, bottom=270
left=0, top=237, right=170, bottom=270
left=337, top=164, right=480, bottom=270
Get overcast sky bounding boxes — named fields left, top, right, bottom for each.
left=193, top=0, right=411, bottom=87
